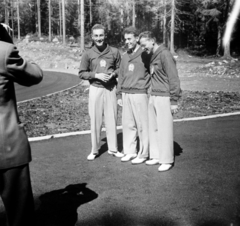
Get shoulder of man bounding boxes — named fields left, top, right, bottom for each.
left=0, top=41, right=15, bottom=57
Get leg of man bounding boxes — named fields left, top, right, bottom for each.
left=155, top=96, right=174, bottom=164
left=122, top=93, right=138, bottom=154
left=89, top=85, right=104, bottom=154
left=131, top=94, right=149, bottom=159
left=0, top=164, right=35, bottom=226
left=103, top=86, right=118, bottom=152
left=148, top=96, right=160, bottom=160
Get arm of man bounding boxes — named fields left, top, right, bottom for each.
left=6, top=44, right=43, bottom=86
left=113, top=49, right=121, bottom=77
left=161, top=51, right=181, bottom=113
left=78, top=52, right=95, bottom=80
left=116, top=57, right=125, bottom=106
left=109, top=49, right=121, bottom=79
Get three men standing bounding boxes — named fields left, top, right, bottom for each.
left=79, top=25, right=181, bottom=172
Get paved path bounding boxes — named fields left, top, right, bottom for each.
left=15, top=70, right=80, bottom=102
left=1, top=70, right=239, bottom=225
left=1, top=115, right=239, bottom=226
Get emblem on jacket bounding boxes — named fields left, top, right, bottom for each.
left=129, top=63, right=134, bottom=72
left=100, top=59, right=106, bottom=67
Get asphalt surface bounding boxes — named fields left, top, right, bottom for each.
left=1, top=71, right=240, bottom=225
left=1, top=115, right=238, bottom=226
left=15, top=70, right=80, bottom=102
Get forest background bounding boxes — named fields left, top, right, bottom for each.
left=1, top=0, right=240, bottom=58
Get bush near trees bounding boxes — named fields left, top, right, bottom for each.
left=0, top=0, right=239, bottom=57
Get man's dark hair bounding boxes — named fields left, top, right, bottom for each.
left=123, top=26, right=139, bottom=37
left=139, top=31, right=156, bottom=41
left=0, top=23, right=13, bottom=44
left=91, top=24, right=106, bottom=34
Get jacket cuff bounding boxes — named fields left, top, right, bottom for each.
left=90, top=72, right=95, bottom=79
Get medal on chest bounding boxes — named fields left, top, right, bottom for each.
left=128, top=63, right=135, bottom=72
left=100, top=59, right=107, bottom=68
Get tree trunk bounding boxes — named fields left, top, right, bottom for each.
left=163, top=0, right=167, bottom=45
left=89, top=0, right=92, bottom=28
left=107, top=10, right=111, bottom=31
left=37, top=0, right=41, bottom=37
left=17, top=0, right=20, bottom=39
left=59, top=0, right=62, bottom=37
left=222, top=0, right=235, bottom=59
left=216, top=25, right=222, bottom=56
left=126, top=1, right=130, bottom=26
left=11, top=0, right=14, bottom=39
left=80, top=0, right=84, bottom=51
left=49, top=0, right=51, bottom=42
left=120, top=4, right=124, bottom=30
left=170, top=0, right=176, bottom=55
left=223, top=42, right=231, bottom=59
left=132, top=0, right=135, bottom=27
left=62, top=0, right=66, bottom=44
left=4, top=0, right=9, bottom=25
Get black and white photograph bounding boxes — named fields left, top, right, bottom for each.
left=0, top=0, right=240, bottom=225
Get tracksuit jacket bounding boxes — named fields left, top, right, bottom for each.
left=117, top=47, right=151, bottom=95
left=79, top=44, right=121, bottom=88
left=150, top=45, right=181, bottom=104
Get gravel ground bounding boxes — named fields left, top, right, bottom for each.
left=18, top=84, right=240, bottom=137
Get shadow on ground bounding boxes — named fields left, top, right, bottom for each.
left=35, top=183, right=98, bottom=226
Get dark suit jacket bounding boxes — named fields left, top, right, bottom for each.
left=0, top=41, right=43, bottom=169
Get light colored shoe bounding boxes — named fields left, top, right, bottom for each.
left=131, top=157, right=147, bottom=165
left=158, top=164, right=173, bottom=172
left=121, top=153, right=137, bottom=162
left=108, top=150, right=124, bottom=158
left=87, top=153, right=98, bottom=161
left=145, top=159, right=159, bottom=165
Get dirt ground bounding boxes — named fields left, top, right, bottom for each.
left=17, top=41, right=240, bottom=93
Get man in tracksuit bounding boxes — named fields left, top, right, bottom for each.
left=139, top=31, right=181, bottom=172
left=79, top=24, right=124, bottom=160
left=117, top=27, right=151, bottom=164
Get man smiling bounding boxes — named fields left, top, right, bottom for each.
left=117, top=27, right=151, bottom=164
left=79, top=24, right=124, bottom=160
left=139, top=31, right=181, bottom=172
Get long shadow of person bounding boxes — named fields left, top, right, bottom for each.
left=35, top=183, right=98, bottom=226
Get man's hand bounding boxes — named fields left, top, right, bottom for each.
left=108, top=72, right=116, bottom=80
left=171, top=105, right=178, bottom=114
left=117, top=99, right=123, bottom=107
left=95, top=73, right=110, bottom=82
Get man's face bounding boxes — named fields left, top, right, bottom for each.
left=92, top=28, right=105, bottom=47
left=139, top=37, right=154, bottom=54
left=124, top=33, right=138, bottom=51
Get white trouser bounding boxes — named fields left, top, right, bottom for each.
left=148, top=96, right=174, bottom=163
left=122, top=93, right=149, bottom=158
left=89, top=85, right=118, bottom=154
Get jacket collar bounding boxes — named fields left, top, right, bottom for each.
left=151, top=44, right=167, bottom=63
left=92, top=44, right=111, bottom=57
left=128, top=45, right=143, bottom=61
